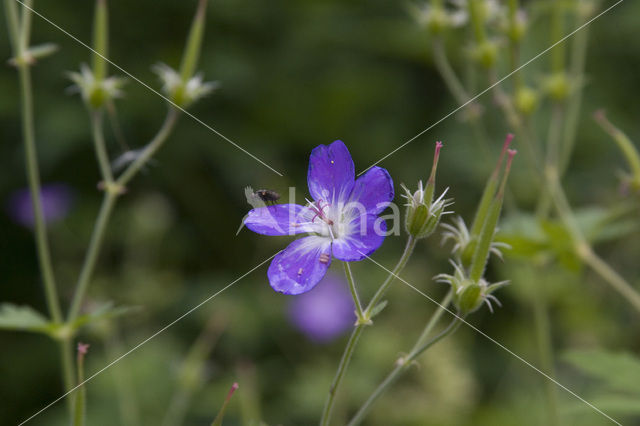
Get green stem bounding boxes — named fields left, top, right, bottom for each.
left=364, top=236, right=417, bottom=316
left=67, top=108, right=179, bottom=323
left=116, top=108, right=179, bottom=187
left=4, top=0, right=20, bottom=51
left=348, top=312, right=461, bottom=426
left=16, top=48, right=63, bottom=325
left=320, top=236, right=418, bottom=425
left=532, top=285, right=560, bottom=426
left=558, top=21, right=589, bottom=177
left=73, top=346, right=87, bottom=426
left=343, top=262, right=365, bottom=322
left=547, top=172, right=640, bottom=312
left=91, top=111, right=114, bottom=183
left=409, top=290, right=453, bottom=355
left=319, top=325, right=365, bottom=426
left=19, top=0, right=33, bottom=53
left=432, top=38, right=471, bottom=107
left=67, top=192, right=117, bottom=322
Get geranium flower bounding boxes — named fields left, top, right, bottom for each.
left=245, top=140, right=394, bottom=295
left=7, top=183, right=74, bottom=228
left=288, top=274, right=355, bottom=343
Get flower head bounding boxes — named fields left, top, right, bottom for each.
left=68, top=64, right=126, bottom=109
left=288, top=274, right=355, bottom=342
left=245, top=140, right=394, bottom=294
left=7, top=183, right=74, bottom=228
left=153, top=63, right=219, bottom=108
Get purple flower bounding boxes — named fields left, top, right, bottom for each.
left=245, top=140, right=394, bottom=295
left=7, top=183, right=74, bottom=228
left=288, top=274, right=355, bottom=343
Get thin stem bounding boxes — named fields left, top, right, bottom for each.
left=19, top=0, right=33, bottom=53
left=319, top=325, right=365, bottom=426
left=320, top=236, right=419, bottom=425
left=91, top=110, right=114, bottom=183
left=16, top=53, right=63, bottom=325
left=67, top=192, right=117, bottom=322
left=348, top=314, right=461, bottom=426
left=67, top=108, right=179, bottom=323
left=432, top=38, right=471, bottom=107
left=409, top=289, right=453, bottom=355
left=343, top=262, right=365, bottom=322
left=532, top=285, right=560, bottom=426
left=4, top=0, right=20, bottom=51
left=558, top=21, right=590, bottom=177
left=364, top=236, right=417, bottom=316
left=116, top=108, right=179, bottom=187
left=547, top=169, right=640, bottom=312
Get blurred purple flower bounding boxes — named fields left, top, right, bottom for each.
left=288, top=274, right=355, bottom=343
left=7, top=183, right=74, bottom=228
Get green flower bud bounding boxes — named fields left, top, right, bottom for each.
left=515, top=86, right=539, bottom=115
left=472, top=40, right=499, bottom=69
left=456, top=281, right=483, bottom=314
left=543, top=72, right=571, bottom=102
left=402, top=142, right=453, bottom=239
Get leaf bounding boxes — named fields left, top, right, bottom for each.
left=563, top=349, right=640, bottom=394
left=566, top=394, right=640, bottom=416
left=370, top=300, right=388, bottom=318
left=71, top=301, right=141, bottom=330
left=0, top=303, right=52, bottom=333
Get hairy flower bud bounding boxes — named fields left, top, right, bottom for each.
left=402, top=142, right=453, bottom=239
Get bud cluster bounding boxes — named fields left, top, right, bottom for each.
left=438, top=135, right=516, bottom=314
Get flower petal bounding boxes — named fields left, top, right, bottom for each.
left=268, top=236, right=332, bottom=295
left=348, top=166, right=394, bottom=215
left=332, top=214, right=387, bottom=261
left=244, top=204, right=319, bottom=236
left=307, top=140, right=355, bottom=204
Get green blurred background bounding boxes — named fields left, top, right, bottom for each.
left=2, top=0, right=640, bottom=424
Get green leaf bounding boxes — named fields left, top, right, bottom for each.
left=566, top=394, right=640, bottom=416
left=71, top=301, right=140, bottom=331
left=0, top=303, right=53, bottom=333
left=563, top=349, right=640, bottom=394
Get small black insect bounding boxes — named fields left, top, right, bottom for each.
left=254, top=189, right=281, bottom=204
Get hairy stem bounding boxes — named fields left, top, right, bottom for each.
left=343, top=262, right=365, bottom=322
left=365, top=236, right=417, bottom=315
left=348, top=310, right=461, bottom=426
left=320, top=236, right=418, bottom=425
left=67, top=108, right=179, bottom=322
left=319, top=325, right=365, bottom=426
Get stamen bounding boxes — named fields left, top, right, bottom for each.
left=319, top=253, right=330, bottom=264
left=297, top=268, right=304, bottom=276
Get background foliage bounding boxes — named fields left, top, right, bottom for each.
left=2, top=0, right=640, bottom=424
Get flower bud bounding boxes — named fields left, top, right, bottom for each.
left=471, top=40, right=499, bottom=69
left=514, top=86, right=539, bottom=115
left=402, top=142, right=452, bottom=239
left=543, top=72, right=571, bottom=102
left=456, top=281, right=482, bottom=314
left=68, top=65, right=126, bottom=109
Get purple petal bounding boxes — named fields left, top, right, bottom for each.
left=332, top=214, right=387, bottom=261
left=6, top=183, right=74, bottom=228
left=288, top=273, right=355, bottom=343
left=268, top=236, right=332, bottom=295
left=244, top=204, right=318, bottom=236
left=348, top=166, right=394, bottom=215
left=307, top=140, right=355, bottom=204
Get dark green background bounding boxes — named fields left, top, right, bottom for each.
left=2, top=0, right=640, bottom=424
